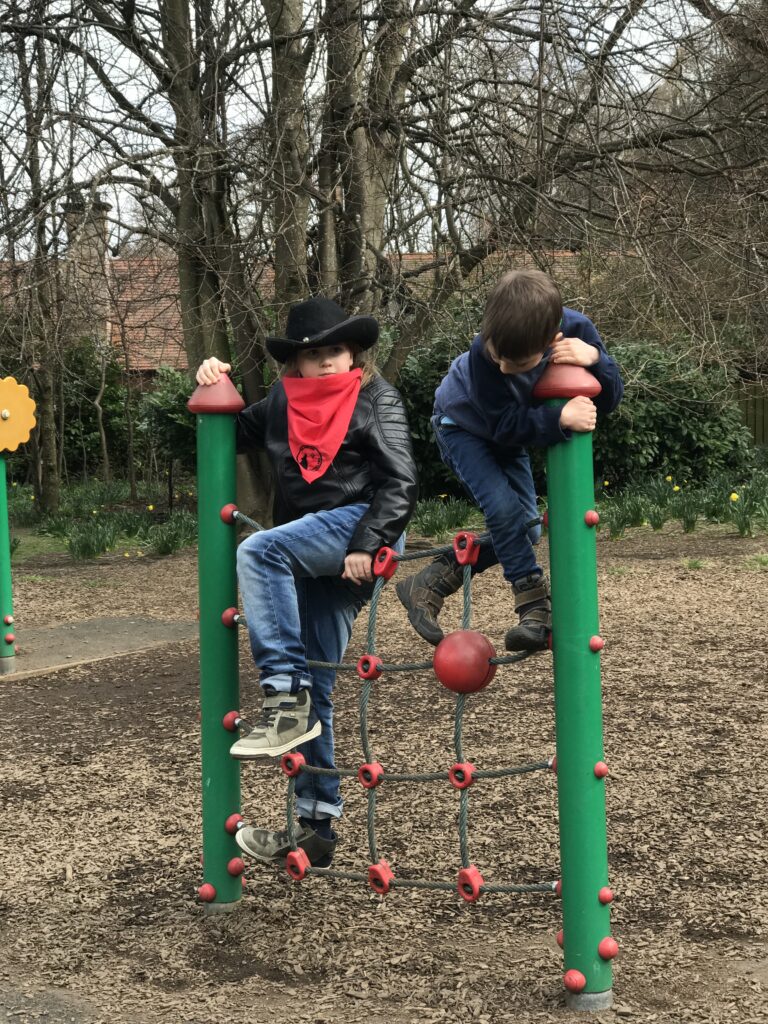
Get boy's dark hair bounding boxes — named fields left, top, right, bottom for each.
left=482, top=269, right=562, bottom=360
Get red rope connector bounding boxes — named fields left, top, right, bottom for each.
left=356, top=654, right=383, bottom=680
left=224, top=813, right=244, bottom=835
left=220, top=503, right=238, bottom=524
left=281, top=752, right=306, bottom=777
left=457, top=864, right=484, bottom=902
left=453, top=530, right=481, bottom=566
left=227, top=857, right=246, bottom=877
left=286, top=848, right=310, bottom=881
left=221, top=607, right=240, bottom=628
left=448, top=762, right=476, bottom=790
left=368, top=859, right=395, bottom=895
left=358, top=761, right=384, bottom=788
left=197, top=883, right=217, bottom=902
left=563, top=969, right=586, bottom=993
left=373, top=546, right=398, bottom=580
left=222, top=711, right=241, bottom=732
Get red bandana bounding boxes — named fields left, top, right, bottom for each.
left=282, top=369, right=363, bottom=483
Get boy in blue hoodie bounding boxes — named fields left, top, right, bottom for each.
left=397, top=269, right=623, bottom=651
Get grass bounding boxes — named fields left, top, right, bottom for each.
left=744, top=553, right=768, bottom=571
left=682, top=558, right=705, bottom=570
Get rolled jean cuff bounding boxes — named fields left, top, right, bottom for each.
left=295, top=798, right=343, bottom=820
left=260, top=671, right=312, bottom=694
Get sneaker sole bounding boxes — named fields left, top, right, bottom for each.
left=229, top=720, right=323, bottom=760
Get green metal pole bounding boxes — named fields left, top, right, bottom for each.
left=0, top=456, right=15, bottom=675
left=189, top=378, right=245, bottom=911
left=536, top=365, right=615, bottom=1010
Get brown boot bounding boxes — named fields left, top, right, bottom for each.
left=504, top=573, right=551, bottom=651
left=395, top=559, right=465, bottom=646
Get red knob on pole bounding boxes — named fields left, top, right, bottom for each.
left=227, top=857, right=246, bottom=877
left=224, top=813, right=244, bottom=835
left=219, top=503, right=239, bottom=524
left=589, top=635, right=605, bottom=652
left=598, top=886, right=614, bottom=904
left=563, top=969, right=586, bottom=993
left=197, top=883, right=217, bottom=902
left=222, top=711, right=241, bottom=731
left=598, top=936, right=619, bottom=960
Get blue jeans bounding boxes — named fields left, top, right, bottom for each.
left=236, top=504, right=400, bottom=820
left=433, top=417, right=541, bottom=583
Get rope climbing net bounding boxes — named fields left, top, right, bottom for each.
left=223, top=513, right=558, bottom=904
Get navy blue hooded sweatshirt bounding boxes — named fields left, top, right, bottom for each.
left=434, top=307, right=623, bottom=450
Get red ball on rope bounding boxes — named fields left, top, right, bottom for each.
left=433, top=630, right=497, bottom=693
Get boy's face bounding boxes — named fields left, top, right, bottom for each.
left=296, top=343, right=354, bottom=378
left=486, top=342, right=545, bottom=376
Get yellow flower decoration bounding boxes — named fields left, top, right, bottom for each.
left=603, top=480, right=610, bottom=487
left=730, top=492, right=739, bottom=502
left=673, top=485, right=680, bottom=492
left=665, top=475, right=673, bottom=482
left=0, top=377, right=37, bottom=453
left=147, top=504, right=154, bottom=511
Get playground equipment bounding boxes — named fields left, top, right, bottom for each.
left=0, top=377, right=37, bottom=675
left=188, top=363, right=617, bottom=1009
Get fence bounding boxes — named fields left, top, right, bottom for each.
left=740, top=385, right=768, bottom=446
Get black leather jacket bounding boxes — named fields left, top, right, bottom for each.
left=236, top=375, right=418, bottom=554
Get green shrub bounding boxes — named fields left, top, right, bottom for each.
left=37, top=513, right=74, bottom=539
left=112, top=509, right=153, bottom=539
left=7, top=485, right=40, bottom=527
left=646, top=504, right=667, bottom=531
left=673, top=491, right=699, bottom=533
left=593, top=341, right=755, bottom=487
left=146, top=509, right=198, bottom=555
left=409, top=497, right=484, bottom=541
left=67, top=519, right=120, bottom=560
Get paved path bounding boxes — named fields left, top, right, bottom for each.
left=1, top=617, right=197, bottom=680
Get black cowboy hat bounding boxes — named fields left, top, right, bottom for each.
left=266, top=297, right=379, bottom=364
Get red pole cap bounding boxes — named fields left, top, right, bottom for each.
left=533, top=363, right=602, bottom=400
left=187, top=374, right=245, bottom=414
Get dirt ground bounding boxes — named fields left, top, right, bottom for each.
left=0, top=525, right=766, bottom=1024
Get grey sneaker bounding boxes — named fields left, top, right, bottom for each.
left=230, top=688, right=321, bottom=760
left=235, top=823, right=336, bottom=867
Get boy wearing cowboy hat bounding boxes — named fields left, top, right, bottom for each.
left=196, top=298, right=418, bottom=868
